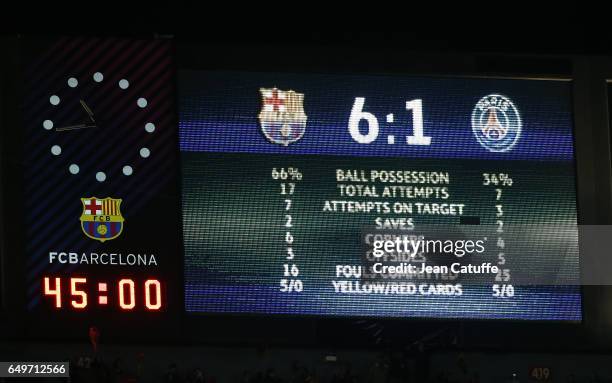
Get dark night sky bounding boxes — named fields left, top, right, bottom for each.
left=6, top=7, right=611, bottom=56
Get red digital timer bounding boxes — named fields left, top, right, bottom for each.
left=43, top=277, right=164, bottom=311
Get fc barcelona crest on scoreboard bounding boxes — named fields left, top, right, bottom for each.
left=258, top=88, right=307, bottom=146
left=80, top=197, right=125, bottom=242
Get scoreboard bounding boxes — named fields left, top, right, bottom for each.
left=180, top=71, right=580, bottom=320
left=0, top=37, right=587, bottom=341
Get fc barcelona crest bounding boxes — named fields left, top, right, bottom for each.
left=258, top=88, right=307, bottom=146
left=80, top=197, right=125, bottom=242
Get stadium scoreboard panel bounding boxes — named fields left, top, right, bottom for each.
left=0, top=37, right=586, bottom=340
left=180, top=71, right=580, bottom=320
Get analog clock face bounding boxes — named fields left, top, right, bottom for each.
left=44, top=71, right=155, bottom=182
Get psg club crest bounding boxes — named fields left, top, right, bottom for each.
left=471, top=94, right=522, bottom=153
left=258, top=88, right=307, bottom=146
left=80, top=197, right=124, bottom=242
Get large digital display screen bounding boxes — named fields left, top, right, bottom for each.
left=180, top=71, right=581, bottom=321
left=13, top=36, right=583, bottom=329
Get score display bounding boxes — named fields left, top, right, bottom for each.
left=180, top=71, right=581, bottom=321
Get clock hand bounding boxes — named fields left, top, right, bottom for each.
left=80, top=99, right=96, bottom=123
left=55, top=123, right=96, bottom=132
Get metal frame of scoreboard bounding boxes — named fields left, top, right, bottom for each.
left=2, top=38, right=612, bottom=350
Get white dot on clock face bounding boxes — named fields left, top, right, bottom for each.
left=50, top=95, right=60, bottom=105
left=145, top=122, right=155, bottom=133
left=67, top=77, right=78, bottom=88
left=93, top=72, right=104, bottom=82
left=51, top=145, right=61, bottom=155
left=69, top=164, right=79, bottom=174
left=123, top=165, right=133, bottom=176
left=137, top=98, right=148, bottom=108
left=43, top=120, right=53, bottom=130
left=96, top=172, right=106, bottom=182
left=140, top=148, right=150, bottom=158
left=119, top=79, right=129, bottom=89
